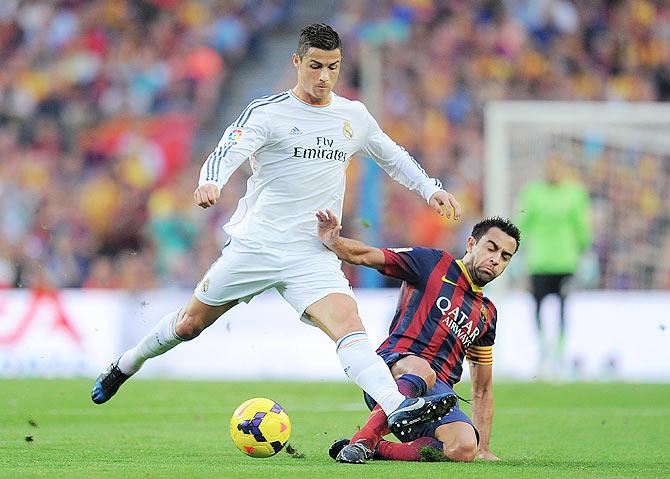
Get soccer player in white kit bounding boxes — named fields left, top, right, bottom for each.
left=92, top=23, right=462, bottom=436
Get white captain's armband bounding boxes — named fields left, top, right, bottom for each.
left=466, top=345, right=493, bottom=365
left=388, top=247, right=413, bottom=253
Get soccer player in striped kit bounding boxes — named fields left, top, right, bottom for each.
left=316, top=209, right=520, bottom=463
left=91, top=24, right=462, bottom=436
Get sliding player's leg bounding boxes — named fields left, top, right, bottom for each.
left=434, top=421, right=478, bottom=462
left=331, top=355, right=456, bottom=463
left=372, top=421, right=476, bottom=462
left=280, top=250, right=456, bottom=437
left=309, top=296, right=455, bottom=433
left=348, top=355, right=437, bottom=449
left=375, top=379, right=478, bottom=462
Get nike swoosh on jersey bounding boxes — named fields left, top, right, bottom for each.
left=441, top=276, right=459, bottom=287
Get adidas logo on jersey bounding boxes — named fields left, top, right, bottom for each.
left=289, top=126, right=302, bottom=135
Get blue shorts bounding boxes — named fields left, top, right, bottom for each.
left=370, top=351, right=479, bottom=443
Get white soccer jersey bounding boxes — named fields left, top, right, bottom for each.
left=199, top=90, right=443, bottom=250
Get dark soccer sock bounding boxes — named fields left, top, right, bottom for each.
left=350, top=374, right=428, bottom=449
left=363, top=373, right=428, bottom=410
left=374, top=437, right=444, bottom=461
left=396, top=374, right=428, bottom=398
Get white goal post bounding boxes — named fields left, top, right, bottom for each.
left=484, top=101, right=670, bottom=290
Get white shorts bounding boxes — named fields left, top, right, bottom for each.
left=194, top=237, right=355, bottom=324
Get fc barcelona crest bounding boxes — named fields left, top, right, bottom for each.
left=480, top=304, right=489, bottom=321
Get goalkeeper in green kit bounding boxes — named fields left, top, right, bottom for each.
left=517, top=154, right=592, bottom=378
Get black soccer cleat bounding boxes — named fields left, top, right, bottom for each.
left=91, top=360, right=130, bottom=404
left=387, top=393, right=457, bottom=438
left=335, top=441, right=374, bottom=464
left=329, top=438, right=350, bottom=460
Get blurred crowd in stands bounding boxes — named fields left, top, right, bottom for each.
left=0, top=0, right=288, bottom=289
left=1, top=0, right=669, bottom=290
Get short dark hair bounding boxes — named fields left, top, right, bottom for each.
left=297, top=23, right=342, bottom=59
left=471, top=216, right=521, bottom=252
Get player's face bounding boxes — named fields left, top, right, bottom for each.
left=545, top=155, right=564, bottom=183
left=292, top=47, right=341, bottom=104
left=465, top=227, right=517, bottom=286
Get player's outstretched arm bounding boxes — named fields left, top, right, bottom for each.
left=360, top=112, right=462, bottom=220
left=194, top=183, right=221, bottom=208
left=316, top=209, right=385, bottom=269
left=470, top=362, right=500, bottom=461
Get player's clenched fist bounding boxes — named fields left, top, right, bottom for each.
left=194, top=183, right=221, bottom=208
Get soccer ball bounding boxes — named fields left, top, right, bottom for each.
left=229, top=397, right=291, bottom=458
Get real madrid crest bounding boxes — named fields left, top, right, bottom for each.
left=201, top=278, right=209, bottom=293
left=343, top=120, right=354, bottom=139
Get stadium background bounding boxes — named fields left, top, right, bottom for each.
left=1, top=1, right=669, bottom=379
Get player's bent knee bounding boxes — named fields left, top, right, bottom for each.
left=175, top=310, right=210, bottom=340
left=444, top=437, right=478, bottom=462
left=306, top=294, right=364, bottom=340
left=392, top=355, right=437, bottom=389
left=175, top=315, right=202, bottom=340
left=176, top=298, right=235, bottom=340
left=437, top=423, right=478, bottom=462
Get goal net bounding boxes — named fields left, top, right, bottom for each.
left=484, top=101, right=670, bottom=290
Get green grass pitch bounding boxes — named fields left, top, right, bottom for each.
left=1, top=379, right=669, bottom=478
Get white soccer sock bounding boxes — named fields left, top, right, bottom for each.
left=335, top=331, right=406, bottom=415
left=118, top=310, right=184, bottom=375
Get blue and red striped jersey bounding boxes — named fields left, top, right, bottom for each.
left=377, top=247, right=497, bottom=386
